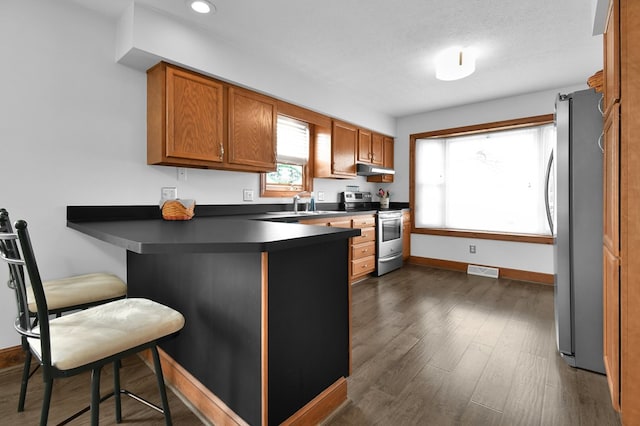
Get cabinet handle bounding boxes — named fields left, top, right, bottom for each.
left=219, top=143, right=225, bottom=160
left=598, top=132, right=604, bottom=153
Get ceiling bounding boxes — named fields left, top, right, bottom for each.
left=64, top=0, right=603, bottom=118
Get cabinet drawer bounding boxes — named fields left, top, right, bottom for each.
left=351, top=255, right=375, bottom=277
left=328, top=219, right=352, bottom=228
left=352, top=227, right=375, bottom=244
left=352, top=241, right=375, bottom=260
left=352, top=215, right=375, bottom=228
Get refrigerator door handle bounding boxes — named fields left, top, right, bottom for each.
left=545, top=150, right=554, bottom=234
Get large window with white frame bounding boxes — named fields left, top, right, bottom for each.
left=412, top=116, right=555, bottom=242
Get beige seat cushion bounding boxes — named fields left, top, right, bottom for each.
left=28, top=298, right=185, bottom=370
left=27, top=273, right=127, bottom=312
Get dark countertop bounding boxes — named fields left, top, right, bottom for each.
left=68, top=213, right=361, bottom=254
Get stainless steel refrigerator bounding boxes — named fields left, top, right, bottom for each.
left=550, top=89, right=604, bottom=373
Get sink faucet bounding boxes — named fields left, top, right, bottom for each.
left=293, top=193, right=305, bottom=212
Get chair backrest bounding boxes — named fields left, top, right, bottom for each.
left=0, top=218, right=52, bottom=367
left=1, top=209, right=27, bottom=321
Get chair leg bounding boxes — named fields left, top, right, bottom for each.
left=151, top=347, right=172, bottom=426
left=113, top=360, right=122, bottom=423
left=40, top=379, right=53, bottom=426
left=18, top=348, right=31, bottom=412
left=91, top=367, right=102, bottom=426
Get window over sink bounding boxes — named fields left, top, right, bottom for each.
left=261, top=115, right=313, bottom=197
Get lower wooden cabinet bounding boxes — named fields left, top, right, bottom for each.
left=603, top=245, right=620, bottom=410
left=300, top=214, right=376, bottom=282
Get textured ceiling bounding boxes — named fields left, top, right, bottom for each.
left=65, top=0, right=603, bottom=118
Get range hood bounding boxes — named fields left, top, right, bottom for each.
left=356, top=163, right=396, bottom=176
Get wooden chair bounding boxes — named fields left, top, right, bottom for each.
left=0, top=208, right=127, bottom=411
left=0, top=219, right=185, bottom=426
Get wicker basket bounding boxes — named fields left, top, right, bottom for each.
left=161, top=200, right=195, bottom=221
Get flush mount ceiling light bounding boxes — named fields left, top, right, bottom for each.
left=435, top=47, right=477, bottom=81
left=187, top=0, right=216, bottom=14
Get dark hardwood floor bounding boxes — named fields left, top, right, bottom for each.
left=324, top=264, right=620, bottom=426
left=0, top=353, right=207, bottom=425
left=0, top=264, right=620, bottom=425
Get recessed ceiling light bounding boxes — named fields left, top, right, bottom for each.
left=435, top=47, right=477, bottom=81
left=188, top=0, right=216, bottom=14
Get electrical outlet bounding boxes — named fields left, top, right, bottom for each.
left=243, top=189, right=254, bottom=202
left=177, top=167, right=187, bottom=181
left=469, top=245, right=476, bottom=254
left=161, top=187, right=177, bottom=200
left=317, top=191, right=325, bottom=201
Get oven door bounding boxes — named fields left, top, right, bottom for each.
left=376, top=212, right=403, bottom=275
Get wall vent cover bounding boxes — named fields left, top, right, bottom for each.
left=467, top=264, right=499, bottom=279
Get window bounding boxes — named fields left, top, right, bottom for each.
left=261, top=115, right=312, bottom=197
left=412, top=115, right=555, bottom=242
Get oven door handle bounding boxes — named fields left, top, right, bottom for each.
left=378, top=253, right=403, bottom=263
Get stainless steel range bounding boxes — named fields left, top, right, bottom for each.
left=340, top=191, right=403, bottom=276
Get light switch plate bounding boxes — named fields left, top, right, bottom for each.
left=317, top=191, right=325, bottom=201
left=243, top=189, right=254, bottom=202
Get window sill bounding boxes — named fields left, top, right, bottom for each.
left=412, top=227, right=554, bottom=245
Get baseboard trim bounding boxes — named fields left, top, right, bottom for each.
left=140, top=348, right=249, bottom=426
left=0, top=345, right=24, bottom=370
left=408, top=256, right=554, bottom=285
left=281, top=377, right=348, bottom=426
left=143, top=348, right=346, bottom=426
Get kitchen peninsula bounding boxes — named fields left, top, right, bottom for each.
left=67, top=206, right=360, bottom=426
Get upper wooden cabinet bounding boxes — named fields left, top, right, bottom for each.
left=357, top=130, right=383, bottom=165
left=147, top=62, right=224, bottom=167
left=603, top=0, right=620, bottom=115
left=315, top=120, right=357, bottom=178
left=367, top=136, right=395, bottom=183
left=147, top=62, right=276, bottom=172
left=228, top=87, right=277, bottom=170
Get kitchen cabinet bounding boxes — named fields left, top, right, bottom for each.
left=147, top=62, right=225, bottom=167
left=350, top=215, right=376, bottom=280
left=299, top=214, right=376, bottom=282
left=367, top=136, right=395, bottom=183
left=315, top=120, right=357, bottom=178
left=602, top=0, right=640, bottom=422
left=357, top=130, right=383, bottom=165
left=147, top=62, right=277, bottom=173
left=228, top=87, right=277, bottom=170
left=402, top=210, right=411, bottom=261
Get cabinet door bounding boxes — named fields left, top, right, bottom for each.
left=367, top=136, right=395, bottom=183
left=357, top=129, right=372, bottom=163
left=604, top=0, right=620, bottom=114
left=603, top=245, right=620, bottom=410
left=165, top=66, right=224, bottom=162
left=371, top=133, right=384, bottom=165
left=332, top=121, right=357, bottom=177
left=603, top=104, right=620, bottom=255
left=228, top=87, right=277, bottom=170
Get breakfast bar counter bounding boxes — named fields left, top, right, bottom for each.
left=67, top=206, right=359, bottom=425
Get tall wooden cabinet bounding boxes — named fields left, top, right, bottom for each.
left=602, top=0, right=640, bottom=422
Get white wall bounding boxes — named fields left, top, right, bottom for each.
left=394, top=85, right=590, bottom=274
left=0, top=0, right=392, bottom=349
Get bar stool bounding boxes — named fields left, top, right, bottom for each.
left=0, top=219, right=185, bottom=426
left=0, top=209, right=127, bottom=411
